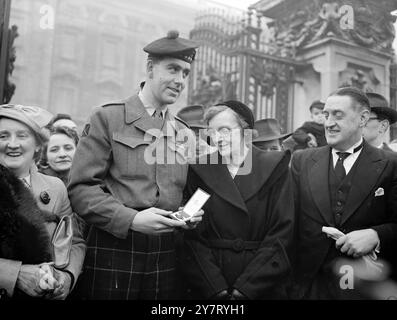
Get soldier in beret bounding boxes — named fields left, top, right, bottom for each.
left=363, top=92, right=397, bottom=152
left=68, top=31, right=203, bottom=299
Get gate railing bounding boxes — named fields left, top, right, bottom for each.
left=188, top=8, right=301, bottom=131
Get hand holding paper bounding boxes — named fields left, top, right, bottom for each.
left=322, top=226, right=384, bottom=279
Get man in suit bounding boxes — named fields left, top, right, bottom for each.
left=363, top=92, right=397, bottom=152
left=68, top=30, right=202, bottom=299
left=291, top=87, right=397, bottom=299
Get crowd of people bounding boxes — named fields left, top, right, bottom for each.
left=1, top=30, right=397, bottom=300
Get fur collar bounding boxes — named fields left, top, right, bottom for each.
left=0, top=164, right=51, bottom=264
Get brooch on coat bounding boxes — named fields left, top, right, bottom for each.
left=40, top=191, right=51, bottom=204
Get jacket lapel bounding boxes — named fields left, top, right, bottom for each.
left=30, top=165, right=50, bottom=200
left=234, top=146, right=286, bottom=201
left=191, top=153, right=248, bottom=214
left=308, top=146, right=335, bottom=226
left=124, top=95, right=163, bottom=136
left=341, top=143, right=387, bottom=225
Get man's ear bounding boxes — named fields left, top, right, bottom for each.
left=147, top=60, right=154, bottom=79
left=360, top=109, right=370, bottom=127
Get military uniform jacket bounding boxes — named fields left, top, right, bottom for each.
left=68, top=94, right=195, bottom=240
left=67, top=94, right=195, bottom=299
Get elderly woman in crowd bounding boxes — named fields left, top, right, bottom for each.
left=39, top=126, right=79, bottom=185
left=180, top=100, right=295, bottom=300
left=0, top=104, right=85, bottom=300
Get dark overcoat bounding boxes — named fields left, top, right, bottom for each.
left=180, top=147, right=295, bottom=299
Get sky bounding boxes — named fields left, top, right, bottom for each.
left=208, top=0, right=258, bottom=9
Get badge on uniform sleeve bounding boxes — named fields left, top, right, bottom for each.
left=40, top=191, right=51, bottom=204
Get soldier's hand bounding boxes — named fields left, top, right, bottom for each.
left=181, top=209, right=204, bottom=230
left=131, top=207, right=186, bottom=235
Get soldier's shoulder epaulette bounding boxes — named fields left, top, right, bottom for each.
left=101, top=100, right=125, bottom=108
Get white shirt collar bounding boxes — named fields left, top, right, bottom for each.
left=332, top=137, right=363, bottom=154
left=138, top=90, right=168, bottom=118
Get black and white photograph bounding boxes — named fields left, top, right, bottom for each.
left=1, top=0, right=397, bottom=316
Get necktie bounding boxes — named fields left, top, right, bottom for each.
left=334, top=141, right=364, bottom=180
left=334, top=152, right=350, bottom=181
left=153, top=110, right=163, bottom=120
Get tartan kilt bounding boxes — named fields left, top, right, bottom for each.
left=75, top=226, right=176, bottom=300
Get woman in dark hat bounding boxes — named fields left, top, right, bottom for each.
left=180, top=100, right=295, bottom=299
left=0, top=104, right=85, bottom=300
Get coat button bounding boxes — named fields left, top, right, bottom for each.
left=232, top=239, right=245, bottom=252
left=40, top=191, right=51, bottom=204
left=271, top=261, right=279, bottom=268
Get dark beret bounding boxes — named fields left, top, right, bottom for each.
left=143, top=30, right=198, bottom=64
left=215, top=100, right=255, bottom=129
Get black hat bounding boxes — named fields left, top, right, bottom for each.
left=253, top=118, right=292, bottom=142
left=366, top=92, right=397, bottom=124
left=177, top=105, right=206, bottom=129
left=215, top=100, right=255, bottom=129
left=143, top=30, right=198, bottom=64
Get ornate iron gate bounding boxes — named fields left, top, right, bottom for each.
left=188, top=9, right=300, bottom=131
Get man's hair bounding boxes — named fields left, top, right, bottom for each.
left=329, top=87, right=371, bottom=111
left=147, top=54, right=164, bottom=65
left=309, top=100, right=325, bottom=113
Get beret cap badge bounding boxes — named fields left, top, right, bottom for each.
left=40, top=191, right=51, bottom=205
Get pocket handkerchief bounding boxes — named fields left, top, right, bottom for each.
left=375, top=187, right=384, bottom=197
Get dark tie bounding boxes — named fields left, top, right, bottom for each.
left=153, top=110, right=163, bottom=120
left=334, top=141, right=364, bottom=181
left=334, top=152, right=350, bottom=180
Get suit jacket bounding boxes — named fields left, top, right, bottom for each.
left=181, top=147, right=295, bottom=299
left=291, top=142, right=397, bottom=299
left=0, top=165, right=86, bottom=297
left=68, top=94, right=195, bottom=239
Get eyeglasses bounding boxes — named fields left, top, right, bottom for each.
left=368, top=117, right=379, bottom=121
left=206, top=126, right=241, bottom=138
